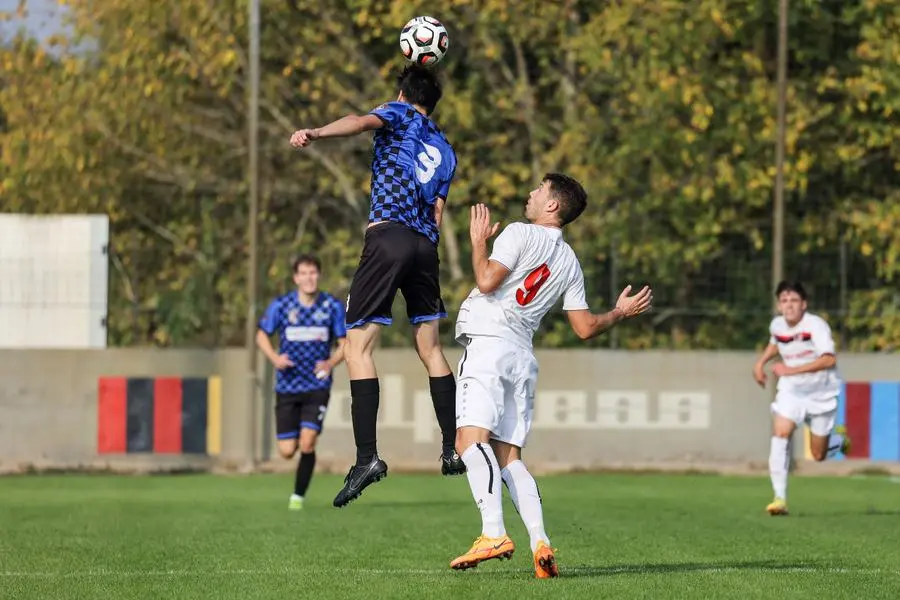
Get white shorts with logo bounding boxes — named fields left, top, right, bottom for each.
left=770, top=390, right=838, bottom=437
left=455, top=335, right=538, bottom=448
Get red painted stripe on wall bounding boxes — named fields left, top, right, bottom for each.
left=844, top=382, right=871, bottom=459
left=97, top=378, right=127, bottom=453
left=153, top=377, right=183, bottom=453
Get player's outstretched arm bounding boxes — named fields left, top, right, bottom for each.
left=566, top=285, right=653, bottom=340
left=289, top=114, right=384, bottom=148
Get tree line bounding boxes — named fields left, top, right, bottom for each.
left=1, top=0, right=897, bottom=350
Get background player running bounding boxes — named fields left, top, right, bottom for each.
left=289, top=65, right=465, bottom=508
left=257, top=255, right=346, bottom=510
left=753, top=280, right=851, bottom=516
left=449, top=175, right=653, bottom=577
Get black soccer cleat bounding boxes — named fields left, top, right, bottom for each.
left=441, top=447, right=466, bottom=476
left=333, top=455, right=388, bottom=508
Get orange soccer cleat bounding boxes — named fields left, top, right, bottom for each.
left=449, top=535, right=515, bottom=570
left=533, top=541, right=559, bottom=578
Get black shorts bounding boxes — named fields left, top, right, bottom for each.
left=275, top=391, right=330, bottom=439
left=345, top=221, right=446, bottom=329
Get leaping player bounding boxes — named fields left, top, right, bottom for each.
left=753, top=280, right=851, bottom=516
left=448, top=174, right=653, bottom=577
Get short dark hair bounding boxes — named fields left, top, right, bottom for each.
left=775, top=280, right=807, bottom=301
left=292, top=254, right=321, bottom=273
left=397, top=65, right=442, bottom=115
left=544, top=173, right=587, bottom=226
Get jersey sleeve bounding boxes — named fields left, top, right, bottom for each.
left=768, top=317, right=778, bottom=345
left=562, top=264, right=589, bottom=311
left=258, top=298, right=281, bottom=335
left=369, top=102, right=405, bottom=129
left=435, top=150, right=457, bottom=201
left=489, top=223, right=524, bottom=272
left=330, top=297, right=347, bottom=340
left=811, top=316, right=836, bottom=355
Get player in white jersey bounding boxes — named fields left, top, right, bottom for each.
left=448, top=173, right=652, bottom=577
left=753, top=280, right=851, bottom=516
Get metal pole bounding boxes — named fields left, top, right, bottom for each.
left=245, top=0, right=261, bottom=467
left=839, top=239, right=848, bottom=342
left=609, top=236, right=619, bottom=349
left=772, top=0, right=788, bottom=297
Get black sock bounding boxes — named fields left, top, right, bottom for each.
left=294, top=451, right=316, bottom=497
left=351, top=378, right=380, bottom=465
left=429, top=374, right=457, bottom=450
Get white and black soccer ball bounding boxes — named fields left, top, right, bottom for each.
left=399, top=16, right=449, bottom=66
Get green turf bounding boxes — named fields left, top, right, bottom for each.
left=1, top=472, right=898, bottom=599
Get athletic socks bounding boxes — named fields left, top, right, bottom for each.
left=826, top=432, right=845, bottom=458
left=769, top=436, right=789, bottom=500
left=501, top=460, right=550, bottom=553
left=294, top=451, right=316, bottom=497
left=462, top=443, right=505, bottom=538
left=350, top=378, right=380, bottom=465
left=429, top=374, right=457, bottom=451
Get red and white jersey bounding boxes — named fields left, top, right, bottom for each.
left=769, top=312, right=842, bottom=401
left=455, top=222, right=588, bottom=348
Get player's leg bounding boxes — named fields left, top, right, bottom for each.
left=274, top=394, right=303, bottom=509
left=768, top=394, right=800, bottom=515
left=493, top=442, right=558, bottom=579
left=402, top=235, right=463, bottom=475
left=449, top=338, right=514, bottom=570
left=334, top=224, right=414, bottom=508
left=492, top=351, right=556, bottom=578
left=289, top=391, right=330, bottom=509
left=411, top=320, right=465, bottom=475
left=807, top=403, right=849, bottom=461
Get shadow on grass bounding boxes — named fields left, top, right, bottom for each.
left=560, top=559, right=830, bottom=578
left=791, top=508, right=900, bottom=518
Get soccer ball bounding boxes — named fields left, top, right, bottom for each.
left=399, top=16, right=449, bottom=66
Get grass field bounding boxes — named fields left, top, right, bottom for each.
left=1, top=472, right=899, bottom=599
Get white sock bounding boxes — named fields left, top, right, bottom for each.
left=826, top=432, right=845, bottom=458
left=769, top=436, right=789, bottom=500
left=462, top=443, right=505, bottom=538
left=501, top=460, right=549, bottom=552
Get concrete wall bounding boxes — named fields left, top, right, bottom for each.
left=1, top=349, right=898, bottom=473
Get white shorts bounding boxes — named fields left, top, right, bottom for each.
left=770, top=391, right=838, bottom=437
left=455, top=335, right=538, bottom=448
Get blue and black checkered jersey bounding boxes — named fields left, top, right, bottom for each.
left=258, top=292, right=346, bottom=394
left=368, top=101, right=457, bottom=245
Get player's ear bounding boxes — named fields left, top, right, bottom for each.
left=546, top=196, right=560, bottom=215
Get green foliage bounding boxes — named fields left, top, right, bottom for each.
left=0, top=0, right=897, bottom=349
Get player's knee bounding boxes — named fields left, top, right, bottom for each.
left=811, top=448, right=827, bottom=461
left=299, top=434, right=319, bottom=454
left=277, top=441, right=298, bottom=459
left=454, top=431, right=471, bottom=457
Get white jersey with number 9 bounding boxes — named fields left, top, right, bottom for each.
left=455, top=222, right=588, bottom=348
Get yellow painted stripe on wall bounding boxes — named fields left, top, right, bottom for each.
left=206, top=376, right=222, bottom=456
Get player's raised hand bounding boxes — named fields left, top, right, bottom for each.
left=290, top=128, right=319, bottom=149
left=470, top=203, right=499, bottom=245
left=615, top=284, right=653, bottom=319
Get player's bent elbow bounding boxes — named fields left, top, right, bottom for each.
left=475, top=279, right=499, bottom=295
left=570, top=324, right=592, bottom=341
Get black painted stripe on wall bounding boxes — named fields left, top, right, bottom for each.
left=181, top=378, right=208, bottom=454
left=126, top=378, right=155, bottom=453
